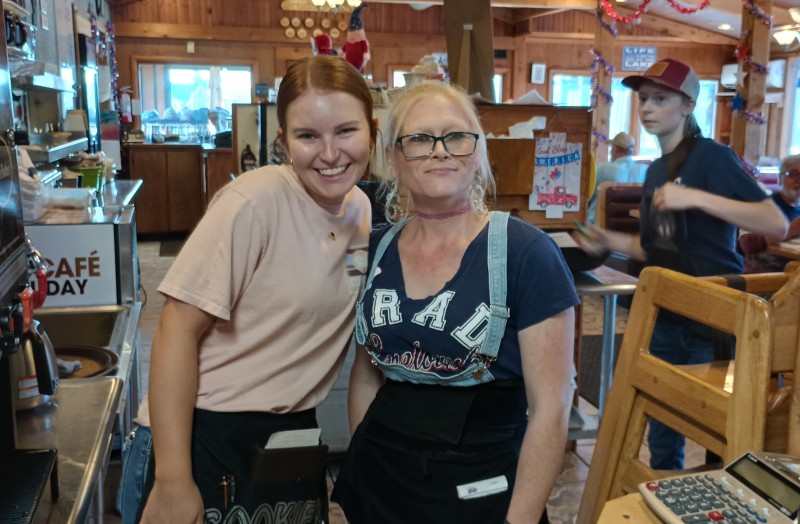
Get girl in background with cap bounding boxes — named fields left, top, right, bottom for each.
left=574, top=58, right=786, bottom=471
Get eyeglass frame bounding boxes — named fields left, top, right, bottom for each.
left=395, top=132, right=480, bottom=159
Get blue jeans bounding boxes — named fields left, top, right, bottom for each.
left=116, top=426, right=153, bottom=524
left=646, top=315, right=718, bottom=470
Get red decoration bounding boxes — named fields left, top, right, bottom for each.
left=599, top=0, right=652, bottom=24
left=665, top=0, right=710, bottom=14
left=734, top=43, right=750, bottom=61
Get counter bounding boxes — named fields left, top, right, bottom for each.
left=26, top=180, right=142, bottom=308
left=19, top=378, right=124, bottom=524
left=31, top=179, right=143, bottom=225
left=124, top=143, right=234, bottom=233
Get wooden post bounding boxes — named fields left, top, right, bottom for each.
left=591, top=10, right=615, bottom=163
left=444, top=0, right=494, bottom=101
left=729, top=0, right=773, bottom=166
left=455, top=25, right=472, bottom=91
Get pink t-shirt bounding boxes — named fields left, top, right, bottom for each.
left=156, top=165, right=370, bottom=414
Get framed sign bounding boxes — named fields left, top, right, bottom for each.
left=622, top=47, right=657, bottom=71
left=530, top=63, right=546, bottom=84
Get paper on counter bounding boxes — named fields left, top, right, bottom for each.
left=508, top=116, right=548, bottom=138
left=509, top=89, right=550, bottom=105
left=548, top=231, right=580, bottom=249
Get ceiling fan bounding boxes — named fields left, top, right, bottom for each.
left=772, top=7, right=800, bottom=51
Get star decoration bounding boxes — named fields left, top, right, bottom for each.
left=736, top=66, right=748, bottom=88
left=731, top=93, right=746, bottom=112
left=734, top=43, right=750, bottom=61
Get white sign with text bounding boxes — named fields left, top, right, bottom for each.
left=26, top=224, right=118, bottom=307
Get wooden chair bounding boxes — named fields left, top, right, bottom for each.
left=577, top=266, right=800, bottom=524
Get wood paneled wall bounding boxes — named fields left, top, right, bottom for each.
left=112, top=2, right=736, bottom=106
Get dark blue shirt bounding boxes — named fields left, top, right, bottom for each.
left=640, top=138, right=768, bottom=276
left=771, top=192, right=800, bottom=222
left=359, top=217, right=579, bottom=382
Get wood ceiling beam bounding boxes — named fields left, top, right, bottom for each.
left=691, top=0, right=793, bottom=26
left=493, top=7, right=564, bottom=24
left=114, top=22, right=447, bottom=47
left=368, top=0, right=596, bottom=8
left=616, top=6, right=738, bottom=45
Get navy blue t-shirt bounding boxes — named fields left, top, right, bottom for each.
left=640, top=138, right=768, bottom=276
left=771, top=192, right=800, bottom=222
left=358, top=216, right=580, bottom=382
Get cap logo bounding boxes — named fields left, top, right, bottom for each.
left=646, top=62, right=669, bottom=77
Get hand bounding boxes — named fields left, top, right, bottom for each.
left=140, top=478, right=204, bottom=524
left=652, top=182, right=700, bottom=212
left=570, top=223, right=610, bottom=256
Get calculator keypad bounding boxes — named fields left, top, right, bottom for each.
left=643, top=474, right=771, bottom=523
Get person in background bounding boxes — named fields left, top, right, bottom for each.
left=767, top=154, right=800, bottom=241
left=573, top=58, right=787, bottom=471
left=586, top=131, right=647, bottom=223
left=742, top=154, right=800, bottom=272
left=331, top=82, right=579, bottom=523
left=126, top=55, right=375, bottom=524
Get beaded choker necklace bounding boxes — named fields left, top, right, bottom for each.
left=416, top=203, right=471, bottom=220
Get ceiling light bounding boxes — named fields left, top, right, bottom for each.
left=718, top=23, right=732, bottom=31
left=773, top=29, right=799, bottom=47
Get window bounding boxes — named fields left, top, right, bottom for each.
left=492, top=73, right=504, bottom=104
left=790, top=60, right=800, bottom=155
left=392, top=70, right=410, bottom=88
left=138, top=63, right=252, bottom=125
left=551, top=74, right=592, bottom=106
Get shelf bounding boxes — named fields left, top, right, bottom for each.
left=22, top=138, right=88, bottom=164
left=12, top=73, right=75, bottom=93
left=3, top=0, right=29, bottom=18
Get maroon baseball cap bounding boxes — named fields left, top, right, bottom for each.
left=622, top=58, right=700, bottom=101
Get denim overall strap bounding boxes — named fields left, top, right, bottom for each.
left=479, top=211, right=510, bottom=360
left=355, top=218, right=413, bottom=345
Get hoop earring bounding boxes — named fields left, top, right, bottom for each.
left=470, top=173, right=488, bottom=215
left=383, top=179, right=403, bottom=223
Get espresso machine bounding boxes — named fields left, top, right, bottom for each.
left=0, top=11, right=59, bottom=519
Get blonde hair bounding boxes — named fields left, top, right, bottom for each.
left=374, top=82, right=495, bottom=222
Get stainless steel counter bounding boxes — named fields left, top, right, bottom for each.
left=19, top=378, right=123, bottom=523
left=28, top=179, right=143, bottom=226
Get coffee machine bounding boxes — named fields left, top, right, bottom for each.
left=0, top=13, right=59, bottom=519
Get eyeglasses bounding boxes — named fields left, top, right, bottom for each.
left=396, top=132, right=479, bottom=159
left=782, top=169, right=800, bottom=179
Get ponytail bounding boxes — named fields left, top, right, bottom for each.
left=666, top=113, right=703, bottom=182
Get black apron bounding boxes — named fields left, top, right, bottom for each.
left=332, top=380, right=549, bottom=524
left=139, top=408, right=328, bottom=524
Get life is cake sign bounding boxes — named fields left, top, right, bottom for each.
left=26, top=224, right=118, bottom=307
left=528, top=132, right=582, bottom=217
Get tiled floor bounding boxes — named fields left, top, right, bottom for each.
left=103, top=239, right=706, bottom=523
